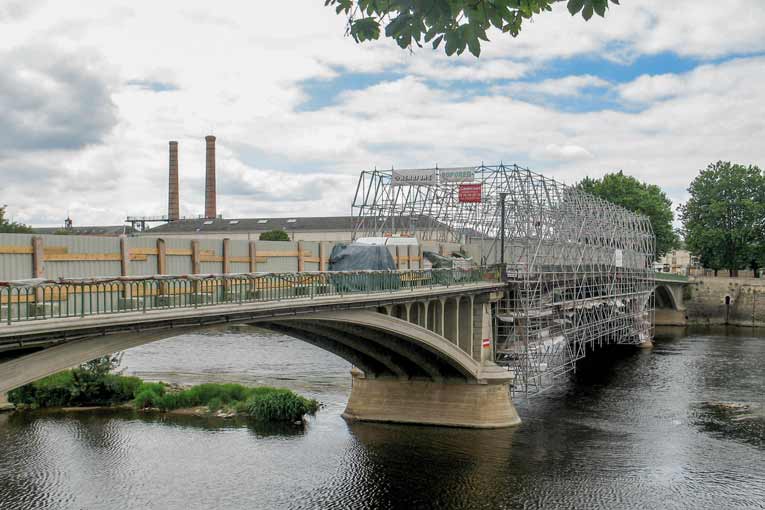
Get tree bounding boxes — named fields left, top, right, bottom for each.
left=325, top=0, right=620, bottom=57
left=680, top=161, right=765, bottom=277
left=577, top=171, right=678, bottom=258
left=0, top=205, right=32, bottom=233
left=259, top=230, right=290, bottom=241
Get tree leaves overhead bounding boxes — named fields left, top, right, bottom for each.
left=680, top=161, right=765, bottom=274
left=325, top=0, right=620, bottom=57
left=577, top=171, right=678, bottom=259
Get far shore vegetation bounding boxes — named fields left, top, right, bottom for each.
left=9, top=356, right=319, bottom=423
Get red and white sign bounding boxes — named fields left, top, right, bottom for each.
left=459, top=183, right=482, bottom=203
left=482, top=338, right=491, bottom=349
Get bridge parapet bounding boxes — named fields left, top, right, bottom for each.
left=0, top=267, right=500, bottom=325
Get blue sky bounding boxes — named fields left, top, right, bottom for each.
left=0, top=0, right=764, bottom=226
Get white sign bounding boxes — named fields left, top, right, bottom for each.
left=440, top=167, right=475, bottom=183
left=391, top=168, right=437, bottom=186
left=614, top=249, right=623, bottom=268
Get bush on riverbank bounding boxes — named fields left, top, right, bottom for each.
left=9, top=358, right=319, bottom=422
left=9, top=369, right=141, bottom=408
left=133, top=382, right=319, bottom=422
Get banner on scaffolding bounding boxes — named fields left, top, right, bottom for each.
left=458, top=183, right=482, bottom=203
left=391, top=168, right=436, bottom=186
left=439, top=167, right=475, bottom=183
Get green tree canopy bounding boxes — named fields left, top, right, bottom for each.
left=259, top=230, right=290, bottom=241
left=577, top=171, right=677, bottom=258
left=326, top=0, right=620, bottom=57
left=680, top=161, right=765, bottom=275
left=0, top=205, right=32, bottom=233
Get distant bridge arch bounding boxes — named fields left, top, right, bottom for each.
left=654, top=284, right=678, bottom=310
left=653, top=275, right=689, bottom=326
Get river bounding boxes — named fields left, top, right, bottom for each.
left=1, top=326, right=764, bottom=509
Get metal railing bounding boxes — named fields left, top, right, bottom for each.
left=0, top=267, right=500, bottom=325
left=653, top=272, right=689, bottom=283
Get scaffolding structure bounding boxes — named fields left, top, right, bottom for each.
left=352, top=164, right=655, bottom=396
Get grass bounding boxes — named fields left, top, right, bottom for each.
left=10, top=371, right=319, bottom=423
left=133, top=382, right=319, bottom=422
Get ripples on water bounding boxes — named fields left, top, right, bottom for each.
left=1, top=325, right=764, bottom=509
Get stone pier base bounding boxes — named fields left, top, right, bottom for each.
left=655, top=308, right=687, bottom=326
left=342, top=372, right=520, bottom=428
left=0, top=392, right=14, bottom=412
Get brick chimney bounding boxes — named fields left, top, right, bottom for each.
left=204, top=135, right=217, bottom=219
left=168, top=141, right=180, bottom=221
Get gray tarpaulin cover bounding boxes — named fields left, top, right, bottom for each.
left=329, top=243, right=396, bottom=271
left=329, top=243, right=399, bottom=292
left=423, top=251, right=475, bottom=269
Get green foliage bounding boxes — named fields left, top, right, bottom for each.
left=577, top=171, right=678, bottom=258
left=680, top=161, right=765, bottom=273
left=240, top=388, right=319, bottom=422
left=132, top=382, right=167, bottom=408
left=326, top=0, right=619, bottom=57
left=132, top=382, right=318, bottom=421
left=259, top=229, right=290, bottom=241
left=9, top=356, right=142, bottom=408
left=9, top=354, right=319, bottom=422
left=0, top=205, right=32, bottom=233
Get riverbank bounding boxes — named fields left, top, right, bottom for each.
left=685, top=276, right=765, bottom=327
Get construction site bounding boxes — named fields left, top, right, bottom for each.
left=352, top=164, right=656, bottom=396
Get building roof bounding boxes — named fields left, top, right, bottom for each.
left=146, top=215, right=448, bottom=234
left=147, top=216, right=356, bottom=234
left=32, top=225, right=136, bottom=236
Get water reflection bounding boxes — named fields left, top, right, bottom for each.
left=1, top=327, right=765, bottom=509
left=333, top=422, right=519, bottom=510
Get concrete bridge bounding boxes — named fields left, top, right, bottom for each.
left=0, top=268, right=521, bottom=428
left=654, top=273, right=690, bottom=326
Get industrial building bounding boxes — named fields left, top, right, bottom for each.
left=138, top=136, right=454, bottom=243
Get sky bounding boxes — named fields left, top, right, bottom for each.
left=1, top=0, right=764, bottom=227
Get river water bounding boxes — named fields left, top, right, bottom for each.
left=1, top=326, right=764, bottom=510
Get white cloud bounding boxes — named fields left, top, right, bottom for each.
left=496, top=74, right=610, bottom=99
left=406, top=57, right=530, bottom=82
left=537, top=144, right=595, bottom=161
left=0, top=0, right=764, bottom=227
left=618, top=57, right=765, bottom=104
left=478, top=0, right=765, bottom=62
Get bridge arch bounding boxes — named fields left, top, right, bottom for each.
left=0, top=285, right=518, bottom=428
left=427, top=299, right=443, bottom=335
left=408, top=302, right=426, bottom=328
left=654, top=284, right=678, bottom=310
left=0, top=307, right=507, bottom=398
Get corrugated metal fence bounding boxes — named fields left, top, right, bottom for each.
left=0, top=234, right=438, bottom=282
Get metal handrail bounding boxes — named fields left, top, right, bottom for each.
left=0, top=267, right=501, bottom=325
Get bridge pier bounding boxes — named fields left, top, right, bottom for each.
left=0, top=392, right=13, bottom=412
left=343, top=369, right=520, bottom=429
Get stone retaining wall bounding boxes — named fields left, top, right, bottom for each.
left=685, top=277, right=765, bottom=327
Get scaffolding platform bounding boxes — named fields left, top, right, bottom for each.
left=351, top=163, right=655, bottom=396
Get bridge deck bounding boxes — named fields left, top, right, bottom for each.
left=0, top=280, right=504, bottom=350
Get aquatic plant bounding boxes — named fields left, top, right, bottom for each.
left=135, top=382, right=319, bottom=421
